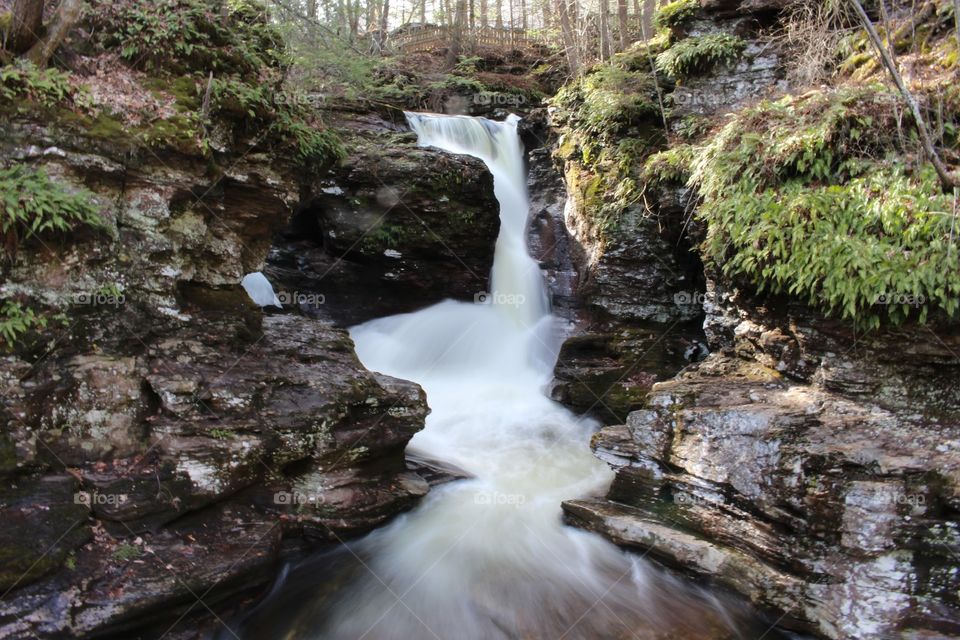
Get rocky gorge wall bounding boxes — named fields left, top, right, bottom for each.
left=548, top=1, right=960, bottom=638
left=0, top=101, right=499, bottom=637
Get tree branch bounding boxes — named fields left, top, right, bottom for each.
left=849, top=0, right=957, bottom=190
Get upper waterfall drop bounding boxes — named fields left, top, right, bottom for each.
left=224, top=112, right=778, bottom=640
left=405, top=111, right=549, bottom=327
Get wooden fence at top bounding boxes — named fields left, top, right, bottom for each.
left=388, top=24, right=542, bottom=54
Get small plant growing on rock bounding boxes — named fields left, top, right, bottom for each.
left=0, top=61, right=76, bottom=109
left=0, top=164, right=103, bottom=257
left=656, top=33, right=746, bottom=80
left=111, top=543, right=141, bottom=561
left=0, top=301, right=47, bottom=350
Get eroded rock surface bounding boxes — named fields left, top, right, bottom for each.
left=0, top=111, right=432, bottom=637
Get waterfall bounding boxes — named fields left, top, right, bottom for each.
left=406, top=112, right=549, bottom=328
left=231, top=114, right=773, bottom=639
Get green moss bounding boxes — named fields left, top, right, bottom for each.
left=643, top=145, right=694, bottom=186
left=111, top=542, right=141, bottom=561
left=552, top=62, right=666, bottom=236
left=654, top=0, right=699, bottom=32
left=656, top=33, right=746, bottom=80
left=86, top=112, right=132, bottom=143
left=553, top=64, right=659, bottom=141
left=690, top=86, right=960, bottom=328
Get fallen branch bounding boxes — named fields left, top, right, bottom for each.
left=849, top=0, right=957, bottom=190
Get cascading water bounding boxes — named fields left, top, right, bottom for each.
left=231, top=114, right=785, bottom=640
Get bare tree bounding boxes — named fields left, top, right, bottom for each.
left=557, top=0, right=579, bottom=72
left=480, top=0, right=488, bottom=27
left=448, top=0, right=466, bottom=64
left=617, top=0, right=629, bottom=50
left=849, top=0, right=957, bottom=189
left=6, top=0, right=44, bottom=55
left=642, top=0, right=654, bottom=40
left=598, top=0, right=612, bottom=59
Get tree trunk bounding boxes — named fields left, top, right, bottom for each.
left=379, top=0, right=390, bottom=48
left=307, top=0, right=318, bottom=18
left=541, top=0, right=552, bottom=30
left=7, top=0, right=44, bottom=55
left=599, top=0, right=611, bottom=59
left=27, top=0, right=82, bottom=68
left=617, top=0, right=629, bottom=50
left=557, top=0, right=579, bottom=72
left=421, top=0, right=427, bottom=23
left=642, top=0, right=654, bottom=39
left=447, top=0, right=466, bottom=65
left=496, top=0, right=503, bottom=28
left=480, top=0, right=488, bottom=27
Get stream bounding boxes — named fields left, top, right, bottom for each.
left=228, top=114, right=788, bottom=640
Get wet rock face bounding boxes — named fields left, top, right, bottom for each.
left=0, top=116, right=433, bottom=637
left=268, top=112, right=500, bottom=327
left=566, top=349, right=960, bottom=639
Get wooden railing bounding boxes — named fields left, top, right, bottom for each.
left=388, top=23, right=542, bottom=54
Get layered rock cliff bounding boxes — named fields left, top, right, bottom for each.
left=549, top=1, right=960, bottom=637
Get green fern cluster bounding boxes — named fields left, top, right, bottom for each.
left=553, top=64, right=659, bottom=140
left=690, top=87, right=960, bottom=328
left=656, top=33, right=745, bottom=80
left=0, top=61, right=75, bottom=108
left=0, top=164, right=103, bottom=255
left=643, top=145, right=694, bottom=186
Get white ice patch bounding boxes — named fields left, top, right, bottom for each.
left=241, top=272, right=282, bottom=308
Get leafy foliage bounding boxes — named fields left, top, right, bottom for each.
left=269, top=112, right=345, bottom=166
left=690, top=87, right=960, bottom=328
left=0, top=61, right=76, bottom=108
left=656, top=33, right=745, bottom=80
left=643, top=145, right=694, bottom=186
left=0, top=164, right=103, bottom=255
left=653, top=0, right=700, bottom=32
left=0, top=301, right=47, bottom=350
left=91, top=0, right=286, bottom=79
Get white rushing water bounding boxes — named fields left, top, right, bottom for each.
left=244, top=113, right=764, bottom=640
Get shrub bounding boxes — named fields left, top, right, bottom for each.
left=656, top=33, right=745, bottom=80
left=654, top=0, right=699, bottom=32
left=690, top=87, right=960, bottom=328
left=269, top=113, right=345, bottom=168
left=0, top=164, right=103, bottom=256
